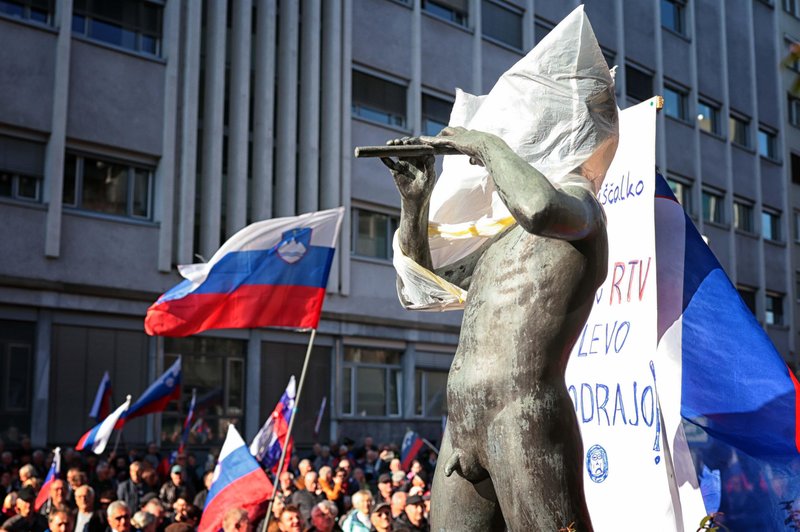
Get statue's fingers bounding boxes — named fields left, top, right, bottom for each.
left=380, top=157, right=398, bottom=171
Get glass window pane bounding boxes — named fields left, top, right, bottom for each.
left=63, top=153, right=76, bottom=206
left=697, top=102, right=718, bottom=134
left=482, top=1, right=522, bottom=49
left=132, top=168, right=150, bottom=217
left=344, top=347, right=401, bottom=365
left=0, top=172, right=12, bottom=197
left=0, top=1, right=25, bottom=18
left=6, top=345, right=31, bottom=410
left=81, top=157, right=128, bottom=215
left=663, top=87, right=685, bottom=120
left=356, top=211, right=390, bottom=258
left=17, top=176, right=38, bottom=200
left=425, top=371, right=448, bottom=417
left=389, top=369, right=401, bottom=415
left=90, top=18, right=124, bottom=47
left=72, top=13, right=86, bottom=33
left=415, top=369, right=423, bottom=416
left=342, top=368, right=353, bottom=415
left=356, top=367, right=385, bottom=416
left=227, top=359, right=244, bottom=414
left=625, top=66, right=653, bottom=102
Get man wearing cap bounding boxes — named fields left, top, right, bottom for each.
left=368, top=502, right=392, bottom=532
left=1, top=488, right=47, bottom=532
left=158, top=466, right=193, bottom=510
left=375, top=474, right=392, bottom=505
left=394, top=495, right=427, bottom=532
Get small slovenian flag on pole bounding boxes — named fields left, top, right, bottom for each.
left=250, top=376, right=296, bottom=475
left=34, top=447, right=60, bottom=511
left=117, top=358, right=181, bottom=428
left=76, top=396, right=131, bottom=454
left=89, top=371, right=112, bottom=421
left=400, top=430, right=425, bottom=471
left=144, top=207, right=345, bottom=337
left=179, top=388, right=197, bottom=455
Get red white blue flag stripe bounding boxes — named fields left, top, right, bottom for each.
left=179, top=388, right=197, bottom=454
left=249, top=376, right=295, bottom=475
left=117, top=357, right=182, bottom=428
left=198, top=425, right=273, bottom=532
left=145, top=207, right=344, bottom=337
left=76, top=396, right=131, bottom=454
left=89, top=371, right=112, bottom=421
left=34, top=447, right=60, bottom=511
left=400, top=430, right=425, bottom=471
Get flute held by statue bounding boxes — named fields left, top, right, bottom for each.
left=354, top=145, right=462, bottom=158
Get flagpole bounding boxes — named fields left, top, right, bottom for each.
left=264, top=328, right=317, bottom=529
left=111, top=394, right=132, bottom=456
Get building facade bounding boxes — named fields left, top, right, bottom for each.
left=0, top=0, right=796, bottom=453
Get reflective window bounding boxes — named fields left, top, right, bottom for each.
left=422, top=0, right=468, bottom=26
left=661, top=0, right=685, bottom=34
left=352, top=208, right=399, bottom=260
left=415, top=369, right=448, bottom=417
left=758, top=128, right=777, bottom=159
left=342, top=347, right=403, bottom=417
left=790, top=95, right=800, bottom=127
left=626, top=65, right=653, bottom=103
left=667, top=177, right=692, bottom=215
left=0, top=0, right=51, bottom=24
left=737, top=286, right=757, bottom=315
left=663, top=86, right=687, bottom=120
left=482, top=0, right=522, bottom=49
left=0, top=320, right=36, bottom=439
left=422, top=94, right=452, bottom=136
left=733, top=200, right=754, bottom=233
left=0, top=172, right=40, bottom=202
left=766, top=293, right=784, bottom=326
left=72, top=0, right=162, bottom=56
left=702, top=189, right=724, bottom=224
left=762, top=209, right=782, bottom=241
left=729, top=115, right=750, bottom=147
left=352, top=70, right=407, bottom=128
left=696, top=101, right=720, bottom=134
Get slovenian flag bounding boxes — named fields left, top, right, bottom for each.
left=250, top=376, right=295, bottom=475
left=199, top=425, right=273, bottom=532
left=89, top=371, right=112, bottom=421
left=76, top=396, right=131, bottom=454
left=400, top=430, right=425, bottom=471
left=178, top=388, right=197, bottom=454
left=34, top=447, right=60, bottom=511
left=145, top=207, right=345, bottom=337
left=116, top=357, right=182, bottom=428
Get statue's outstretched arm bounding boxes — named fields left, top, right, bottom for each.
left=421, top=127, right=603, bottom=241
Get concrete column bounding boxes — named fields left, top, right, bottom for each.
left=200, top=0, right=227, bottom=259
left=716, top=0, right=734, bottom=276
left=176, top=0, right=202, bottom=264
left=470, top=0, right=482, bottom=94
left=275, top=0, right=300, bottom=217
left=44, top=0, right=73, bottom=258
left=329, top=338, right=340, bottom=441
left=321, top=0, right=342, bottom=292
left=522, top=0, right=534, bottom=52
left=652, top=0, right=666, bottom=171
left=246, top=329, right=263, bottom=440
left=148, top=336, right=161, bottom=443
left=613, top=0, right=626, bottom=102
left=30, top=310, right=52, bottom=447
left=252, top=0, right=277, bottom=222
left=156, top=0, right=180, bottom=271
left=410, top=1, right=421, bottom=135
left=340, top=0, right=353, bottom=295
left=227, top=0, right=253, bottom=236
left=298, top=0, right=321, bottom=214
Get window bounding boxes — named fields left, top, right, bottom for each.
left=0, top=135, right=44, bottom=202
left=626, top=65, right=653, bottom=103
left=785, top=0, right=800, bottom=17
left=757, top=128, right=777, bottom=159
left=342, top=347, right=402, bottom=417
left=63, top=152, right=154, bottom=219
left=161, top=338, right=245, bottom=447
left=733, top=200, right=754, bottom=233
left=352, top=208, right=399, bottom=260
left=667, top=177, right=692, bottom=213
left=0, top=172, right=40, bottom=202
left=785, top=38, right=800, bottom=72
left=737, top=286, right=757, bottom=315
left=762, top=208, right=782, bottom=241
left=352, top=70, right=407, bottom=128
left=663, top=86, right=687, bottom=120
left=422, top=0, right=468, bottom=26
left=729, top=115, right=750, bottom=147
left=534, top=19, right=553, bottom=44
left=72, top=0, right=162, bottom=56
left=661, top=0, right=685, bottom=34
left=422, top=93, right=452, bottom=136
left=482, top=1, right=522, bottom=49
left=766, top=292, right=784, bottom=325
left=697, top=100, right=720, bottom=134
left=0, top=321, right=35, bottom=439
left=415, top=369, right=448, bottom=417
left=789, top=94, right=800, bottom=127
left=795, top=211, right=800, bottom=241
left=702, top=189, right=724, bottom=224
left=796, top=271, right=800, bottom=301
left=0, top=0, right=51, bottom=24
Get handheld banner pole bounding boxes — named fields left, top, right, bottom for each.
left=264, top=328, right=317, bottom=529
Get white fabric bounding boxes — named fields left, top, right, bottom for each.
left=89, top=396, right=131, bottom=455
left=393, top=5, right=618, bottom=310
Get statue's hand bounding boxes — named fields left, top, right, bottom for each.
left=420, top=126, right=500, bottom=166
left=380, top=137, right=436, bottom=204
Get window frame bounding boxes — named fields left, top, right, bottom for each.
left=666, top=176, right=692, bottom=215
left=729, top=113, right=751, bottom=148
left=785, top=0, right=800, bottom=18
left=762, top=208, right=782, bottom=242
left=351, top=207, right=399, bottom=261
left=351, top=68, right=409, bottom=130
left=414, top=367, right=448, bottom=418
left=702, top=188, right=725, bottom=225
left=0, top=171, right=42, bottom=203
left=341, top=346, right=404, bottom=418
left=757, top=127, right=778, bottom=160
left=71, top=0, right=162, bottom=57
left=696, top=99, right=721, bottom=135
left=737, top=285, right=757, bottom=315
left=733, top=198, right=755, bottom=234
left=660, top=0, right=686, bottom=35
left=663, top=84, right=688, bottom=122
left=789, top=94, right=800, bottom=127
left=421, top=92, right=453, bottom=137
left=421, top=0, right=468, bottom=27
left=625, top=64, right=654, bottom=104
left=481, top=0, right=524, bottom=51
left=765, top=292, right=784, bottom=326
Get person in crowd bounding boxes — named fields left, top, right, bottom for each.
left=389, top=473, right=406, bottom=494
left=287, top=472, right=324, bottom=527
left=142, top=446, right=160, bottom=474
left=46, top=509, right=72, bottom=532
left=29, top=454, right=45, bottom=482
left=313, top=448, right=333, bottom=471
left=1, top=488, right=47, bottom=532
left=158, top=466, right=194, bottom=510
left=90, top=464, right=115, bottom=499
left=17, top=467, right=35, bottom=490
left=293, top=461, right=312, bottom=492
left=40, top=479, right=70, bottom=516
left=275, top=505, right=302, bottom=532
left=192, top=471, right=212, bottom=511
left=317, top=467, right=343, bottom=509
left=307, top=501, right=339, bottom=532
left=264, top=493, right=285, bottom=532
left=368, top=502, right=392, bottom=532
left=340, top=490, right=372, bottom=532
left=73, top=486, right=105, bottom=532
left=105, top=502, right=131, bottom=532
left=277, top=473, right=295, bottom=501
left=375, top=474, right=392, bottom=505
left=116, top=464, right=150, bottom=512
left=139, top=498, right=164, bottom=532
left=394, top=495, right=427, bottom=532
left=1, top=492, right=18, bottom=527
left=177, top=506, right=199, bottom=530
left=162, top=524, right=191, bottom=532
left=129, top=512, right=155, bottom=532
left=221, top=508, right=248, bottom=532
left=1, top=472, right=12, bottom=498
left=389, top=492, right=406, bottom=521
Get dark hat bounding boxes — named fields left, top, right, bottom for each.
left=406, top=494, right=423, bottom=506
left=17, top=486, right=35, bottom=503
left=370, top=501, right=391, bottom=516
left=378, top=473, right=391, bottom=484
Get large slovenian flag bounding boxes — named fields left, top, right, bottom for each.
left=250, top=376, right=295, bottom=475
left=117, top=357, right=182, bottom=428
left=88, top=371, right=112, bottom=421
left=199, top=425, right=273, bottom=532
left=145, top=207, right=345, bottom=337
left=76, top=396, right=131, bottom=454
left=34, top=447, right=60, bottom=511
left=400, top=430, right=425, bottom=471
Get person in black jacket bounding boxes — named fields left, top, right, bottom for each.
left=73, top=486, right=105, bottom=532
left=115, top=464, right=151, bottom=513
left=1, top=488, right=48, bottom=532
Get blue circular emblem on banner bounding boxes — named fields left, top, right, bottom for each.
left=586, top=444, right=609, bottom=483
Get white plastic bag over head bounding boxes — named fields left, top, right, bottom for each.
left=394, top=5, right=619, bottom=311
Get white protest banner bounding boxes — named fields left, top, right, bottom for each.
left=565, top=98, right=699, bottom=530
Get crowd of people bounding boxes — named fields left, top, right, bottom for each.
left=0, top=436, right=437, bottom=532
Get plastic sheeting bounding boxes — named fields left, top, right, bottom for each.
left=394, top=5, right=619, bottom=311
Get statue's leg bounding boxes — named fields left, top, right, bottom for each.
left=485, top=401, right=593, bottom=532
left=430, top=426, right=504, bottom=531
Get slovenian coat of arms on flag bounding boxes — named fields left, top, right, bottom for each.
left=145, top=207, right=344, bottom=337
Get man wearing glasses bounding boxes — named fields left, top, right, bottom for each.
left=105, top=502, right=130, bottom=532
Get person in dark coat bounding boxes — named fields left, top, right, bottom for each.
left=115, top=463, right=150, bottom=513
left=286, top=473, right=324, bottom=527
left=73, top=486, right=105, bottom=532
left=0, top=488, right=48, bottom=532
left=394, top=495, right=428, bottom=532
